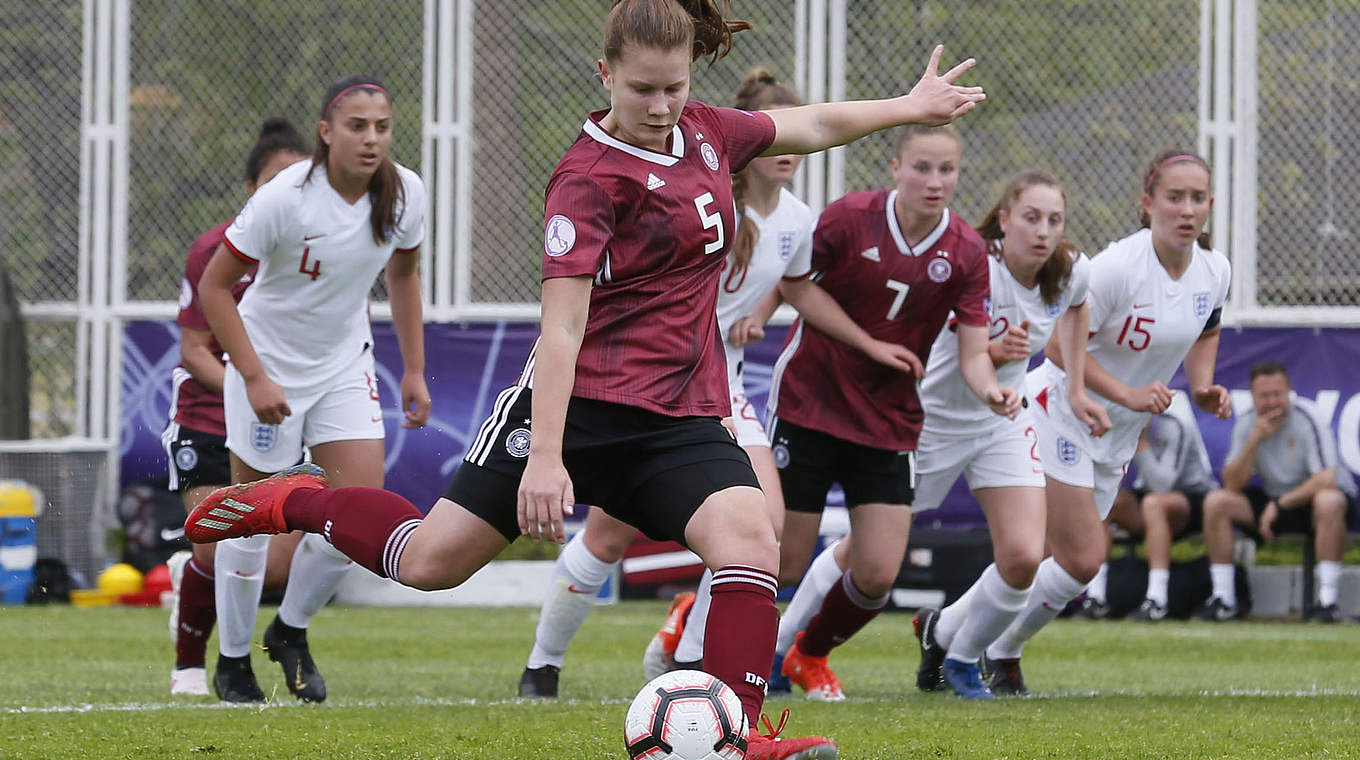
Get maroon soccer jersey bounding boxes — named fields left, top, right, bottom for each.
left=769, top=190, right=989, bottom=449
left=172, top=220, right=257, bottom=435
left=532, top=101, right=776, bottom=417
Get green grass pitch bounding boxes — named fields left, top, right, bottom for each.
left=2, top=602, right=1357, bottom=759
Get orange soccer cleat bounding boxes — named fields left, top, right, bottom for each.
left=184, top=463, right=327, bottom=544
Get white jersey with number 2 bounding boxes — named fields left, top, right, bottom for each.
left=1032, top=227, right=1230, bottom=465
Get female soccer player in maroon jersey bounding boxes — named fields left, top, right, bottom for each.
left=187, top=1, right=983, bottom=754
left=769, top=125, right=1021, bottom=702
left=164, top=117, right=308, bottom=697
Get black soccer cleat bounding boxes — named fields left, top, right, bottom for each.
left=1192, top=597, right=1239, bottom=622
left=262, top=616, right=327, bottom=703
left=1127, top=598, right=1169, bottom=622
left=1073, top=596, right=1111, bottom=620
left=213, top=654, right=266, bottom=703
left=517, top=665, right=560, bottom=699
left=1306, top=603, right=1341, bottom=623
left=912, top=607, right=947, bottom=692
left=983, top=655, right=1031, bottom=697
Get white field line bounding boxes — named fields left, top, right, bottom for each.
left=7, top=688, right=1360, bottom=716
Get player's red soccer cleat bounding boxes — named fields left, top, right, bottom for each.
left=780, top=632, right=846, bottom=701
left=184, top=463, right=327, bottom=543
left=746, top=710, right=838, bottom=760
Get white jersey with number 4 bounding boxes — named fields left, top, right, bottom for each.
left=920, top=249, right=1090, bottom=437
left=224, top=159, right=426, bottom=389
left=1032, top=228, right=1230, bottom=465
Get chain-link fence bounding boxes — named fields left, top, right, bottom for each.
left=4, top=0, right=1358, bottom=440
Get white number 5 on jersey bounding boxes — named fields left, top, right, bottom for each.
left=693, top=192, right=724, bottom=255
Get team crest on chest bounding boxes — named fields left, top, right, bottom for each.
left=1193, top=290, right=1211, bottom=319
left=778, top=232, right=795, bottom=260
left=700, top=142, right=720, bottom=172
left=505, top=428, right=532, bottom=458
left=927, top=257, right=952, bottom=283
left=544, top=215, right=576, bottom=257
left=1047, top=298, right=1063, bottom=318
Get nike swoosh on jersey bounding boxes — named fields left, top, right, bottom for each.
left=566, top=585, right=593, bottom=594
left=1133, top=302, right=1153, bottom=308
left=303, top=234, right=326, bottom=241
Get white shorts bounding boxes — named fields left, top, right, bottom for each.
left=730, top=389, right=769, bottom=449
left=912, top=412, right=1046, bottom=513
left=1029, top=403, right=1125, bottom=520
left=223, top=351, right=385, bottom=473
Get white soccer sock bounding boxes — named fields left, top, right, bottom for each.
left=1146, top=568, right=1171, bottom=607
left=277, top=534, right=353, bottom=629
left=526, top=533, right=618, bottom=670
left=1086, top=562, right=1109, bottom=604
left=946, top=564, right=1029, bottom=665
left=673, top=570, right=713, bottom=664
left=1316, top=560, right=1342, bottom=607
left=1209, top=563, right=1237, bottom=608
left=934, top=566, right=986, bottom=650
left=986, top=557, right=1087, bottom=661
left=775, top=539, right=845, bottom=655
left=214, top=534, right=269, bottom=658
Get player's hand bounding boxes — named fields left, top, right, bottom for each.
left=517, top=453, right=574, bottom=544
left=1192, top=384, right=1232, bottom=419
left=988, top=320, right=1030, bottom=364
left=864, top=339, right=925, bottom=377
left=1258, top=499, right=1279, bottom=542
left=728, top=317, right=765, bottom=348
left=986, top=386, right=1022, bottom=420
left=1127, top=381, right=1173, bottom=414
left=905, top=45, right=986, bottom=125
left=1071, top=389, right=1112, bottom=437
left=400, top=371, right=432, bottom=429
left=244, top=374, right=291, bottom=425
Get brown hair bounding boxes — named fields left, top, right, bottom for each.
left=245, top=117, right=308, bottom=185
left=1249, top=360, right=1290, bottom=384
left=1139, top=149, right=1212, bottom=250
left=893, top=123, right=960, bottom=157
left=309, top=74, right=406, bottom=245
left=604, top=0, right=751, bottom=65
left=975, top=170, right=1077, bottom=306
left=728, top=67, right=801, bottom=273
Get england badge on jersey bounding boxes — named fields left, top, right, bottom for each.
left=1047, top=297, right=1063, bottom=318
left=700, top=142, right=720, bottom=172
left=778, top=232, right=795, bottom=260
left=250, top=422, right=277, bottom=453
left=545, top=215, right=576, bottom=257
left=928, top=257, right=952, bottom=283
left=1193, top=290, right=1210, bottom=319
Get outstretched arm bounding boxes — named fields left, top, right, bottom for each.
left=764, top=45, right=984, bottom=156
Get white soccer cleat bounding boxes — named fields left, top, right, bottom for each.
left=170, top=666, right=209, bottom=696
left=166, top=550, right=192, bottom=644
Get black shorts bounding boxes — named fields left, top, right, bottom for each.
left=165, top=423, right=232, bottom=492
left=1130, top=488, right=1207, bottom=538
left=770, top=417, right=915, bottom=513
left=1246, top=486, right=1358, bottom=535
left=444, top=390, right=759, bottom=544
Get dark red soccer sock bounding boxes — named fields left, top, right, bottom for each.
left=796, top=570, right=888, bottom=657
left=283, top=487, right=424, bottom=580
left=174, top=556, right=216, bottom=668
left=702, top=565, right=778, bottom=729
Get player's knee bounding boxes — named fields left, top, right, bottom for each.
left=396, top=552, right=469, bottom=591
left=1202, top=489, right=1236, bottom=521
left=996, top=548, right=1042, bottom=589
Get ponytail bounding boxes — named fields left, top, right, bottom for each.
left=604, top=0, right=751, bottom=65
left=976, top=169, right=1076, bottom=306
left=728, top=67, right=802, bottom=272
left=244, top=117, right=308, bottom=185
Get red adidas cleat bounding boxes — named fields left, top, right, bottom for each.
left=746, top=710, right=838, bottom=760
left=184, top=463, right=327, bottom=544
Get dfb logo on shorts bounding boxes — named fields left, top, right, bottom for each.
left=1056, top=436, right=1080, bottom=466
left=778, top=232, right=795, bottom=260
left=250, top=422, right=277, bottom=453
left=700, top=142, right=720, bottom=171
left=928, top=257, right=952, bottom=282
left=773, top=443, right=791, bottom=469
left=175, top=445, right=199, bottom=472
left=505, top=428, right=532, bottom=458
left=1193, top=290, right=1210, bottom=319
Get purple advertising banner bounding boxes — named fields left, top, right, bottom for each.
left=121, top=322, right=1360, bottom=527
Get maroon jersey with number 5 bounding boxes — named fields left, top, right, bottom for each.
left=768, top=189, right=989, bottom=450
left=531, top=101, right=776, bottom=418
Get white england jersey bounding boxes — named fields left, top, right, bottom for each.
left=716, top=187, right=814, bottom=394
left=1033, top=228, right=1230, bottom=464
left=919, top=249, right=1090, bottom=436
left=224, top=159, right=425, bottom=389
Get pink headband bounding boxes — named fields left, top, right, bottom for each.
left=1146, top=154, right=1207, bottom=193
left=323, top=84, right=389, bottom=120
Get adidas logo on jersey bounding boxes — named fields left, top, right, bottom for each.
left=646, top=173, right=666, bottom=190
left=860, top=246, right=881, bottom=262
